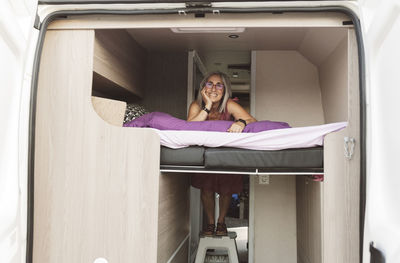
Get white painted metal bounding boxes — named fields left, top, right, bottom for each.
left=187, top=50, right=207, bottom=263
left=359, top=0, right=400, bottom=262
left=37, top=3, right=186, bottom=21
left=0, top=1, right=38, bottom=263
left=5, top=0, right=400, bottom=262
left=187, top=50, right=207, bottom=113
left=187, top=50, right=195, bottom=113
left=36, top=1, right=360, bottom=22
left=195, top=233, right=239, bottom=263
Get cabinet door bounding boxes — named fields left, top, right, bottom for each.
left=33, top=29, right=160, bottom=263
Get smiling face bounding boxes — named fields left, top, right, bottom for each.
left=204, top=74, right=225, bottom=104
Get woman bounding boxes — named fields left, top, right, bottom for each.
left=187, top=71, right=257, bottom=236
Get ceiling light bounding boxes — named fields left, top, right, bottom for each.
left=171, top=27, right=245, bottom=33
left=228, top=34, right=239, bottom=39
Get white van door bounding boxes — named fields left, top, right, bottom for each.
left=360, top=0, right=400, bottom=262
left=0, top=0, right=38, bottom=263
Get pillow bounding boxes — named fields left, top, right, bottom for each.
left=123, top=104, right=149, bottom=124
left=123, top=112, right=290, bottom=132
left=245, top=120, right=291, bottom=132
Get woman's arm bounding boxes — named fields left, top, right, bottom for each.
left=226, top=99, right=257, bottom=133
left=187, top=87, right=213, bottom=121
left=187, top=101, right=209, bottom=121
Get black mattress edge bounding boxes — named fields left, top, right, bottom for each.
left=160, top=165, right=324, bottom=174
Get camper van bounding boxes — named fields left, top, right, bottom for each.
left=1, top=0, right=399, bottom=262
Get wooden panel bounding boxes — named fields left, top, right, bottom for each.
left=323, top=129, right=360, bottom=263
left=157, top=173, right=190, bottom=263
left=253, top=50, right=325, bottom=263
left=91, top=96, right=126, bottom=126
left=296, top=177, right=322, bottom=263
left=319, top=34, right=349, bottom=123
left=170, top=239, right=189, bottom=263
left=322, top=28, right=360, bottom=263
left=143, top=52, right=188, bottom=119
left=93, top=29, right=146, bottom=98
left=47, top=13, right=351, bottom=30
left=34, top=30, right=160, bottom=263
left=254, top=50, right=324, bottom=127
left=92, top=72, right=141, bottom=102
left=253, top=176, right=297, bottom=263
left=299, top=28, right=348, bottom=66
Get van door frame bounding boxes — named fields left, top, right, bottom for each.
left=30, top=5, right=366, bottom=263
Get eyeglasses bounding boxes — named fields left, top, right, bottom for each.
left=204, top=81, right=224, bottom=90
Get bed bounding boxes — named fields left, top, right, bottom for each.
left=124, top=112, right=347, bottom=175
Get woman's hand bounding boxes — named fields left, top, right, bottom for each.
left=201, top=87, right=212, bottom=109
left=227, top=121, right=245, bottom=133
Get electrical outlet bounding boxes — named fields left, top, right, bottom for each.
left=258, top=175, right=270, bottom=185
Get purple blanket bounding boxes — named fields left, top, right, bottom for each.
left=123, top=112, right=290, bottom=132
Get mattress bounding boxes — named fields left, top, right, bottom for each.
left=160, top=146, right=323, bottom=171
left=204, top=147, right=323, bottom=169
left=156, top=122, right=347, bottom=150
left=160, top=146, right=204, bottom=166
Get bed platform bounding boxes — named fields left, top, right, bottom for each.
left=160, top=146, right=324, bottom=174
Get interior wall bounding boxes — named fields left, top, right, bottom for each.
left=253, top=50, right=324, bottom=263
left=319, top=34, right=349, bottom=123
left=298, top=28, right=348, bottom=67
left=189, top=187, right=202, bottom=262
left=253, top=176, right=297, bottom=263
left=158, top=173, right=190, bottom=263
left=92, top=29, right=147, bottom=101
left=254, top=50, right=324, bottom=127
left=296, top=177, right=322, bottom=263
left=143, top=52, right=188, bottom=119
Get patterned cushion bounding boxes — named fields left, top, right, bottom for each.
left=123, top=104, right=149, bottom=124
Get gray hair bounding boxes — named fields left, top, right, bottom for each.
left=196, top=71, right=232, bottom=113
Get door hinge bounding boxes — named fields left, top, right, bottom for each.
left=178, top=10, right=187, bottom=15
left=34, top=14, right=41, bottom=30
left=370, top=242, right=385, bottom=263
left=344, top=137, right=355, bottom=160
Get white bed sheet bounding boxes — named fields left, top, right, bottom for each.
left=155, top=122, right=347, bottom=150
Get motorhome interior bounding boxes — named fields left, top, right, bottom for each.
left=33, top=11, right=360, bottom=263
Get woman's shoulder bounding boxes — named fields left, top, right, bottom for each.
left=226, top=98, right=242, bottom=110
left=188, top=101, right=202, bottom=115
left=189, top=100, right=201, bottom=109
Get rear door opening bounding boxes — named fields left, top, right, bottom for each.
left=31, top=7, right=363, bottom=263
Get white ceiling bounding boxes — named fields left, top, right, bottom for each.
left=126, top=27, right=348, bottom=91
left=127, top=27, right=347, bottom=63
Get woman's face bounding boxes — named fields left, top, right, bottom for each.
left=204, top=74, right=225, bottom=103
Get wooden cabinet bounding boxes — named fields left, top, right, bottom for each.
left=34, top=29, right=159, bottom=263
left=252, top=28, right=360, bottom=263
left=34, top=16, right=360, bottom=263
left=92, top=29, right=146, bottom=101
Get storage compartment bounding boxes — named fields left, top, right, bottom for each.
left=34, top=11, right=360, bottom=263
